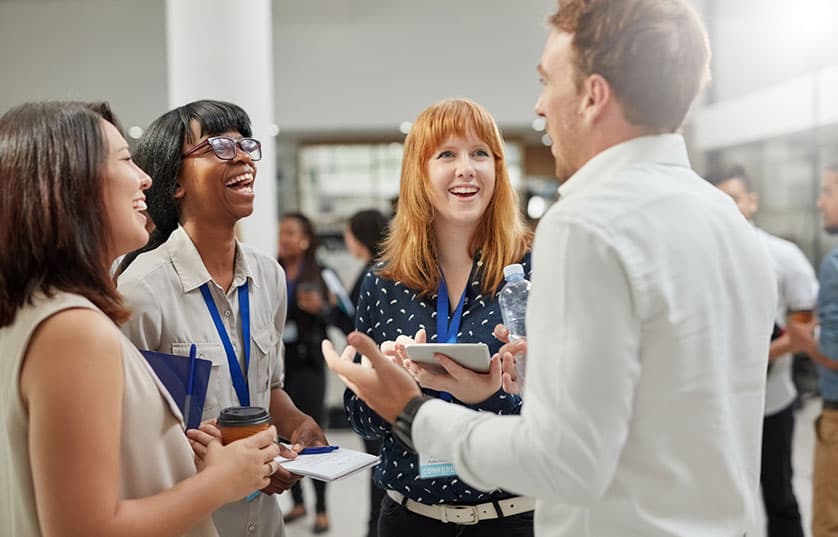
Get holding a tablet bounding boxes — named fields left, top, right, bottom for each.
left=404, top=343, right=491, bottom=373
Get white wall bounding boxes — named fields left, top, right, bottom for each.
left=707, top=0, right=838, bottom=102
left=0, top=0, right=168, bottom=134
left=1, top=0, right=555, bottom=135
left=273, top=0, right=554, bottom=134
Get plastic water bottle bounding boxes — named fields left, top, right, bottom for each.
left=498, top=263, right=530, bottom=393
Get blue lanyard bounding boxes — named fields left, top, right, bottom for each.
left=199, top=283, right=251, bottom=406
left=437, top=275, right=466, bottom=344
left=437, top=276, right=466, bottom=402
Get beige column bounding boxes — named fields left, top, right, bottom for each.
left=166, top=0, right=278, bottom=256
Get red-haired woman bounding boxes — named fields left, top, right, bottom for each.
left=344, top=98, right=535, bottom=536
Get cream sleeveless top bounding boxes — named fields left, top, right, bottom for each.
left=0, top=291, right=218, bottom=537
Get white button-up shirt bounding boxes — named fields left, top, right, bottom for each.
left=414, top=134, right=777, bottom=536
left=755, top=227, right=817, bottom=415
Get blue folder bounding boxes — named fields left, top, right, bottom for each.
left=140, top=349, right=212, bottom=430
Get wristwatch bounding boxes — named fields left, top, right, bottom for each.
left=392, top=395, right=432, bottom=452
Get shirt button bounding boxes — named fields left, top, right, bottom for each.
left=224, top=310, right=232, bottom=316
left=248, top=524, right=256, bottom=532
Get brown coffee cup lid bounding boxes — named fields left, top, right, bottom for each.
left=218, top=406, right=271, bottom=427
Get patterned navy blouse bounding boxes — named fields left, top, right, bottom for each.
left=344, top=253, right=532, bottom=505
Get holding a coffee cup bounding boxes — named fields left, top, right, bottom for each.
left=218, top=406, right=273, bottom=445
left=190, top=406, right=308, bottom=496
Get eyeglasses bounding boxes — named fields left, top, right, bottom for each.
left=182, top=136, right=262, bottom=161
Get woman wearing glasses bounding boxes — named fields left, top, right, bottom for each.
left=0, top=101, right=282, bottom=537
left=117, top=100, right=327, bottom=537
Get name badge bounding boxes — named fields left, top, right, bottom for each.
left=419, top=453, right=456, bottom=478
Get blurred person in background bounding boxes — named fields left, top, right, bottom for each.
left=0, top=101, right=282, bottom=537
left=277, top=211, right=348, bottom=534
left=788, top=163, right=838, bottom=537
left=117, top=100, right=327, bottom=537
left=709, top=164, right=817, bottom=537
left=339, top=208, right=390, bottom=537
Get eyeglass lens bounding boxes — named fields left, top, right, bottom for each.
left=208, top=137, right=262, bottom=161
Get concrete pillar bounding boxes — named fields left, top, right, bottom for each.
left=166, top=0, right=278, bottom=256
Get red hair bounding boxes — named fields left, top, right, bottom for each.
left=379, top=98, right=531, bottom=295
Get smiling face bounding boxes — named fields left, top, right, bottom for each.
left=535, top=30, right=586, bottom=184
left=426, top=132, right=496, bottom=234
left=101, top=120, right=152, bottom=260
left=177, top=122, right=257, bottom=228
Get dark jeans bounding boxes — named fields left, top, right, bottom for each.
left=290, top=478, right=327, bottom=514
left=761, top=402, right=804, bottom=537
left=378, top=494, right=534, bottom=537
left=364, top=437, right=385, bottom=537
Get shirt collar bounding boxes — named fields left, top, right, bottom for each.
left=167, top=225, right=258, bottom=294
left=557, top=134, right=691, bottom=200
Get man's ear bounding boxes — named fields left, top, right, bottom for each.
left=580, top=73, right=612, bottom=124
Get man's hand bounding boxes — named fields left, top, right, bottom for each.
left=323, top=331, right=422, bottom=423
left=493, top=324, right=527, bottom=395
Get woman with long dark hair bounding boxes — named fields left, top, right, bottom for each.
left=0, top=101, right=280, bottom=537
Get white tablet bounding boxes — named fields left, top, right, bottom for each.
left=404, top=343, right=491, bottom=373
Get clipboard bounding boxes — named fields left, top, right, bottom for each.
left=140, top=349, right=212, bottom=430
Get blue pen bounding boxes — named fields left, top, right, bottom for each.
left=299, top=445, right=339, bottom=455
left=183, top=343, right=197, bottom=429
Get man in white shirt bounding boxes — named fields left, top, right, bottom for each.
left=710, top=165, right=817, bottom=537
left=322, top=1, right=778, bottom=535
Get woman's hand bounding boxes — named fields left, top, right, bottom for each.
left=262, top=443, right=302, bottom=495
left=493, top=324, right=527, bottom=395
left=186, top=418, right=221, bottom=471
left=289, top=417, right=329, bottom=451
left=381, top=328, right=426, bottom=370
left=201, top=426, right=283, bottom=503
left=407, top=353, right=503, bottom=404
left=297, top=285, right=326, bottom=315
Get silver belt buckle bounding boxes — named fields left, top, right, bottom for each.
left=441, top=504, right=479, bottom=525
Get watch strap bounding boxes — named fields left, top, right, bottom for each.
left=392, top=395, right=432, bottom=452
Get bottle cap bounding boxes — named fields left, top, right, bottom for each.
left=503, top=263, right=525, bottom=280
